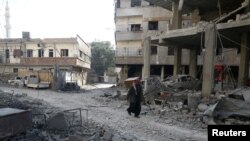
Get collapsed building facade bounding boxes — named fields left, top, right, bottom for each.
left=115, top=0, right=250, bottom=97
left=0, top=33, right=91, bottom=87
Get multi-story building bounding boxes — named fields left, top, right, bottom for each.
left=142, top=0, right=250, bottom=97
left=115, top=0, right=249, bottom=90
left=0, top=33, right=91, bottom=86
left=115, top=0, right=173, bottom=82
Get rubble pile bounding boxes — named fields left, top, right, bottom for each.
left=0, top=89, right=133, bottom=141
left=202, top=88, right=250, bottom=125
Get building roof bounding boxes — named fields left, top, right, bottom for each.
left=0, top=38, right=43, bottom=44
left=43, top=38, right=78, bottom=43
left=144, top=0, right=245, bottom=15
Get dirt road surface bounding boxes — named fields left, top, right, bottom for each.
left=0, top=86, right=207, bottom=141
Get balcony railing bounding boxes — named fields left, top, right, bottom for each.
left=115, top=47, right=142, bottom=57
left=20, top=57, right=90, bottom=69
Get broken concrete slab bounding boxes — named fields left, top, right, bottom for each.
left=213, top=97, right=250, bottom=119
left=47, top=112, right=69, bottom=130
left=0, top=108, right=32, bottom=139
left=197, top=103, right=208, bottom=112
left=188, top=92, right=201, bottom=110
left=242, top=89, right=250, bottom=103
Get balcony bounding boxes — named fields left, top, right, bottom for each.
left=115, top=8, right=143, bottom=17
left=20, top=57, right=90, bottom=69
left=116, top=31, right=143, bottom=41
left=115, top=56, right=143, bottom=65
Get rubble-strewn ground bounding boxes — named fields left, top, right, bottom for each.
left=0, top=85, right=207, bottom=141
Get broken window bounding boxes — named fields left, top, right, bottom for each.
left=5, top=49, right=9, bottom=58
left=131, top=24, right=141, bottom=31
left=49, top=49, right=53, bottom=57
left=148, top=21, right=158, bottom=30
left=151, top=46, right=157, bottom=55
left=13, top=49, right=23, bottom=58
left=38, top=49, right=44, bottom=57
left=61, top=49, right=69, bottom=57
left=168, top=46, right=174, bottom=55
left=27, top=49, right=33, bottom=57
left=131, top=0, right=141, bottom=7
left=13, top=68, right=18, bottom=73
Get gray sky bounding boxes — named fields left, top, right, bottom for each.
left=0, top=0, right=115, bottom=45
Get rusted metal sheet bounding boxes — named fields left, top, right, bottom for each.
left=0, top=108, right=32, bottom=139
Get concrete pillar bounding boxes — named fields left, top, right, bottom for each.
left=120, top=65, right=128, bottom=83
left=174, top=47, right=181, bottom=75
left=238, top=32, right=250, bottom=87
left=172, top=1, right=182, bottom=29
left=143, top=37, right=151, bottom=80
left=202, top=24, right=216, bottom=98
left=172, top=1, right=182, bottom=75
left=161, top=66, right=165, bottom=81
left=189, top=49, right=197, bottom=78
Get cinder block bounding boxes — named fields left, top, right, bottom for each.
left=0, top=108, right=32, bottom=139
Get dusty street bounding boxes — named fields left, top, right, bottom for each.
left=0, top=85, right=207, bottom=141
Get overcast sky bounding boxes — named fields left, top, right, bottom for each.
left=0, top=0, right=115, bottom=45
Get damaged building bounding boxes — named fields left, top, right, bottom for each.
left=0, top=33, right=91, bottom=87
left=115, top=0, right=250, bottom=96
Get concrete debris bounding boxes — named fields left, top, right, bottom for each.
left=47, top=112, right=69, bottom=130
left=102, top=129, right=113, bottom=141
left=197, top=103, right=208, bottom=112
left=88, top=133, right=100, bottom=141
left=213, top=97, right=250, bottom=120
left=0, top=88, right=147, bottom=141
left=228, top=88, right=250, bottom=102
left=187, top=92, right=201, bottom=110
left=112, top=90, right=121, bottom=99
left=68, top=135, right=86, bottom=141
left=143, top=76, right=171, bottom=104
left=103, top=92, right=113, bottom=97
left=164, top=75, right=201, bottom=90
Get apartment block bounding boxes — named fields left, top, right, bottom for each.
left=115, top=0, right=247, bottom=87
left=0, top=34, right=91, bottom=86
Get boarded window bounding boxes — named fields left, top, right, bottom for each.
left=13, top=49, right=23, bottom=58
left=61, top=49, right=69, bottom=57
